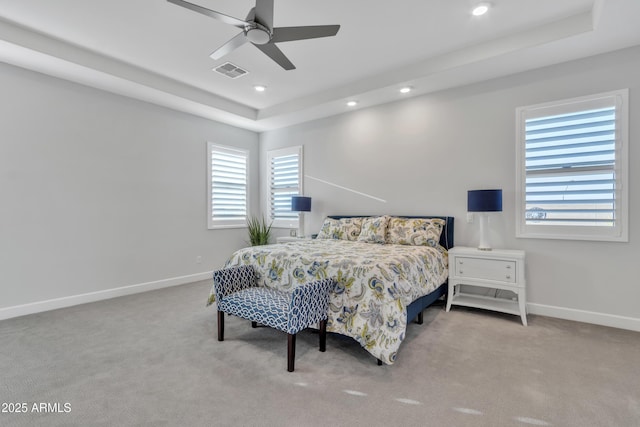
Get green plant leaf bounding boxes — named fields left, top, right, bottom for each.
left=246, top=215, right=273, bottom=246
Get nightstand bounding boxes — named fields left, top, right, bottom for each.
left=446, top=246, right=527, bottom=326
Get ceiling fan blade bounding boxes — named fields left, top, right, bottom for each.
left=210, top=32, right=249, bottom=60
left=271, top=25, right=340, bottom=43
left=245, top=7, right=255, bottom=22
left=167, top=0, right=247, bottom=28
left=254, top=0, right=274, bottom=29
left=254, top=43, right=295, bottom=70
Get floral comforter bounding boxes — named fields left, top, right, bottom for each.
left=207, top=239, right=448, bottom=365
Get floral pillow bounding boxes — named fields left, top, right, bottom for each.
left=357, top=216, right=390, bottom=244
left=386, top=217, right=445, bottom=247
left=316, top=217, right=363, bottom=240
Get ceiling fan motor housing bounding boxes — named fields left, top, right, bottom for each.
left=245, top=22, right=271, bottom=45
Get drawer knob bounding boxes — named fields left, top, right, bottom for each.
left=506, top=275, right=511, bottom=279
left=506, top=265, right=512, bottom=269
left=459, top=260, right=464, bottom=265
left=459, top=270, right=464, bottom=274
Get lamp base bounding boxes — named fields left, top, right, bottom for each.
left=298, top=213, right=305, bottom=239
left=477, top=213, right=492, bottom=251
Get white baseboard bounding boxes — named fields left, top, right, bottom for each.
left=4, top=277, right=639, bottom=333
left=528, top=303, right=640, bottom=332
left=0, top=271, right=213, bottom=321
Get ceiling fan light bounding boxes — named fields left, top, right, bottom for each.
left=400, top=86, right=412, bottom=94
left=246, top=27, right=270, bottom=45
left=346, top=101, right=358, bottom=107
left=472, top=3, right=491, bottom=16
left=254, top=85, right=266, bottom=92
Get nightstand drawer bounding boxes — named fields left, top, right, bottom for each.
left=455, top=257, right=516, bottom=283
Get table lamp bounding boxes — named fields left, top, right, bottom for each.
left=468, top=189, right=502, bottom=250
left=291, top=196, right=312, bottom=238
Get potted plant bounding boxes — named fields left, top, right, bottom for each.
left=246, top=216, right=272, bottom=246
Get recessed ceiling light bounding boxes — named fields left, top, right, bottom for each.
left=254, top=85, right=266, bottom=92
left=472, top=3, right=490, bottom=16
left=400, top=86, right=412, bottom=94
left=346, top=101, right=358, bottom=107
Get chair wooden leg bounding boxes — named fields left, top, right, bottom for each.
left=319, top=320, right=327, bottom=352
left=416, top=311, right=424, bottom=325
left=287, top=333, right=296, bottom=372
left=217, top=311, right=224, bottom=341
left=251, top=321, right=258, bottom=328
left=377, top=359, right=383, bottom=366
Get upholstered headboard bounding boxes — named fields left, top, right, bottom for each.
left=327, top=215, right=455, bottom=250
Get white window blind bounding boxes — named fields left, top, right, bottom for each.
left=515, top=89, right=628, bottom=241
left=208, top=143, right=248, bottom=229
left=267, top=146, right=302, bottom=228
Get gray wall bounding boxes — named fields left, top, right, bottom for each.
left=0, top=62, right=258, bottom=312
left=2, top=44, right=638, bottom=328
left=261, top=46, right=640, bottom=328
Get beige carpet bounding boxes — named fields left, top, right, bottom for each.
left=1, top=280, right=639, bottom=427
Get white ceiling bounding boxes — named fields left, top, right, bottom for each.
left=1, top=0, right=639, bottom=131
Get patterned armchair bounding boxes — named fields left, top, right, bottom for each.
left=213, top=266, right=334, bottom=372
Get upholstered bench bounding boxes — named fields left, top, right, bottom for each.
left=213, top=265, right=334, bottom=372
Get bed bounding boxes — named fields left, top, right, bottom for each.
left=208, top=215, right=454, bottom=365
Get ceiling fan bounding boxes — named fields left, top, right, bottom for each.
left=167, top=0, right=340, bottom=70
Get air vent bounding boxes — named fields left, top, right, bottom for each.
left=213, top=62, right=249, bottom=79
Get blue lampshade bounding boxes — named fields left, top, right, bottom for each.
left=468, top=189, right=502, bottom=212
left=291, top=196, right=312, bottom=212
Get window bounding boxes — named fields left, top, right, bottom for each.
left=515, top=89, right=628, bottom=241
left=207, top=143, right=248, bottom=229
left=267, top=146, right=303, bottom=228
